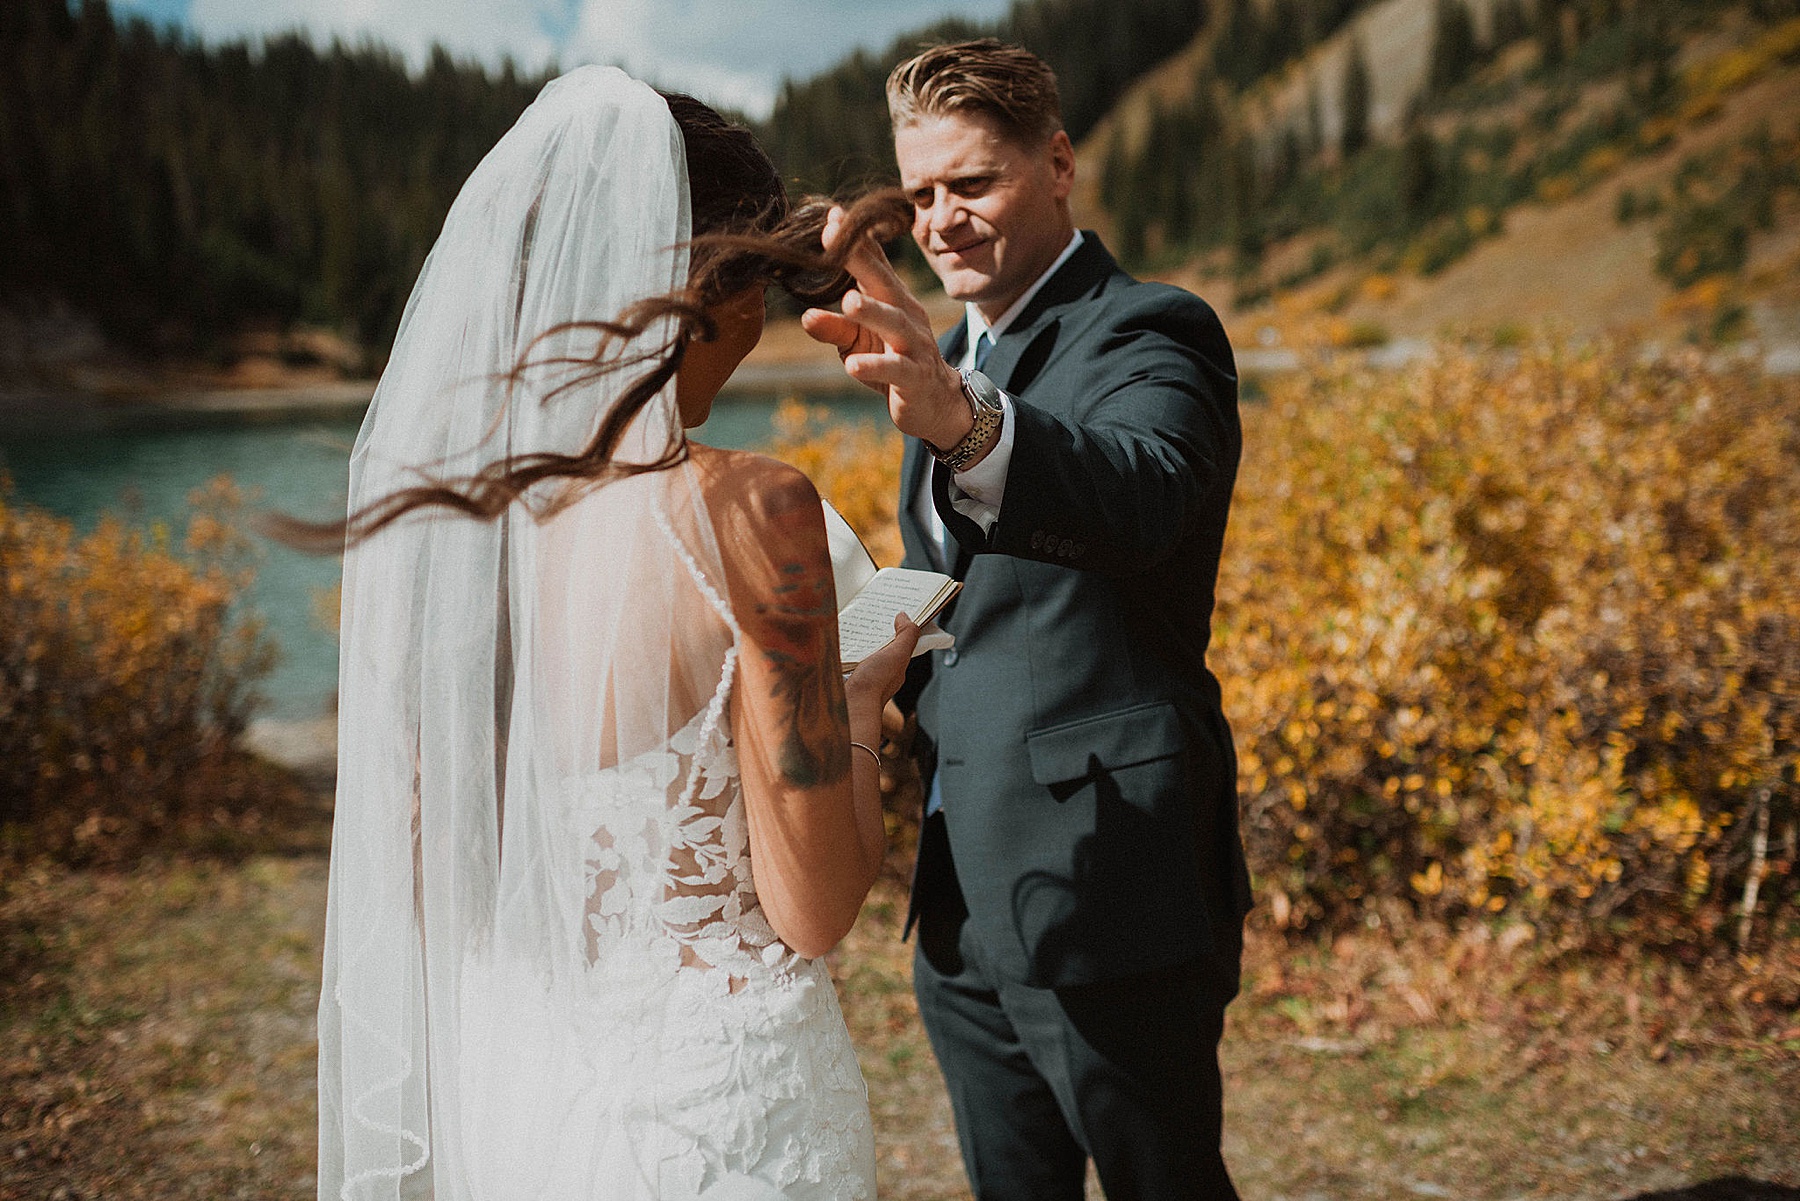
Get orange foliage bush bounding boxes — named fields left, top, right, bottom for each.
left=1220, top=346, right=1798, bottom=947
left=0, top=477, right=276, bottom=864
left=758, top=358, right=1799, bottom=948
left=760, top=397, right=906, bottom=567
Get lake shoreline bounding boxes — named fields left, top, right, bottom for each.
left=0, top=386, right=885, bottom=722
left=0, top=359, right=860, bottom=435
left=0, top=348, right=1331, bottom=435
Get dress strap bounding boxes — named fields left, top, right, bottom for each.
left=651, top=487, right=741, bottom=807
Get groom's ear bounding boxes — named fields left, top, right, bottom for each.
left=1048, top=130, right=1075, bottom=201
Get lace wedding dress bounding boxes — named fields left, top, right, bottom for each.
left=454, top=519, right=877, bottom=1201
left=317, top=66, right=876, bottom=1200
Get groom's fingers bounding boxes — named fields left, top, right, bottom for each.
left=806, top=308, right=889, bottom=395
left=800, top=306, right=859, bottom=351
left=822, top=203, right=906, bottom=303
left=840, top=349, right=908, bottom=387
left=840, top=290, right=928, bottom=358
left=819, top=204, right=850, bottom=254
left=837, top=223, right=918, bottom=313
left=821, top=199, right=917, bottom=318
left=841, top=348, right=945, bottom=396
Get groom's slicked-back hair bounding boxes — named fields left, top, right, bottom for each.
left=886, top=39, right=1062, bottom=146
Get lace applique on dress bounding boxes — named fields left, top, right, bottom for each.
left=573, top=684, right=791, bottom=983
left=554, top=706, right=874, bottom=1200
left=454, top=498, right=875, bottom=1201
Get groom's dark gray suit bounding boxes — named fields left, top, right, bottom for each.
left=899, top=232, right=1252, bottom=1200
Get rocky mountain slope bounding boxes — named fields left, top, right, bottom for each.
left=1074, top=0, right=1800, bottom=355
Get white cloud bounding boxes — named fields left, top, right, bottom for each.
left=186, top=0, right=568, bottom=75
left=181, top=0, right=1013, bottom=119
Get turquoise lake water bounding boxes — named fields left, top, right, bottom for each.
left=0, top=392, right=876, bottom=719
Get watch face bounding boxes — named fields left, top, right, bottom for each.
left=963, top=368, right=1004, bottom=413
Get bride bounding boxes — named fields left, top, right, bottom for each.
left=312, top=66, right=918, bottom=1200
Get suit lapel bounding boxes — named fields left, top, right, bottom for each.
left=983, top=234, right=1119, bottom=394
left=906, top=241, right=1117, bottom=572
left=899, top=437, right=929, bottom=539
left=939, top=319, right=970, bottom=366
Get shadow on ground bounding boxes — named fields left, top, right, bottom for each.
left=1624, top=1180, right=1800, bottom=1200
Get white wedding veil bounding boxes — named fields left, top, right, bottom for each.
left=318, top=66, right=747, bottom=1199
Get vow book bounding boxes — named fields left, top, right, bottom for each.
left=821, top=500, right=959, bottom=671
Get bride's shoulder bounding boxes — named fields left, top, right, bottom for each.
left=689, top=445, right=823, bottom=531
left=687, top=446, right=829, bottom=585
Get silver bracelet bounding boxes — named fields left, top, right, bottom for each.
left=849, top=741, right=882, bottom=770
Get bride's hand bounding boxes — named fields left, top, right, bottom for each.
left=844, top=612, right=922, bottom=712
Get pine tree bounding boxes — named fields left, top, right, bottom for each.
left=1305, top=76, right=1325, bottom=158
left=1624, top=5, right=1677, bottom=114
left=1228, top=134, right=1262, bottom=266
left=1399, top=124, right=1439, bottom=220
left=1489, top=0, right=1530, bottom=50
left=1536, top=0, right=1568, bottom=72
left=1427, top=0, right=1480, bottom=96
left=1339, top=36, right=1371, bottom=160
left=0, top=2, right=551, bottom=350
left=1216, top=0, right=1267, bottom=91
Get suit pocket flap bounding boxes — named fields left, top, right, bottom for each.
left=1025, top=701, right=1182, bottom=784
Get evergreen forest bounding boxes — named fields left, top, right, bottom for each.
left=0, top=0, right=1209, bottom=360
left=1, top=0, right=551, bottom=356
left=8, top=0, right=1793, bottom=361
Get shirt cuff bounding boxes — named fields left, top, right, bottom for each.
left=946, top=395, right=1013, bottom=534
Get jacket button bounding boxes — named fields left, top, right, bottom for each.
left=943, top=648, right=959, bottom=667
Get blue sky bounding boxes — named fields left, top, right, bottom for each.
left=112, top=0, right=1015, bottom=118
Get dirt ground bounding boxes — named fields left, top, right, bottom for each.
left=3, top=818, right=1795, bottom=1201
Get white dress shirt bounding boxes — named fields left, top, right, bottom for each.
left=916, top=230, right=1084, bottom=563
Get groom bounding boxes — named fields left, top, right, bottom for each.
left=804, top=38, right=1251, bottom=1200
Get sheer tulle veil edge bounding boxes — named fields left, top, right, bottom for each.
left=317, top=65, right=746, bottom=1200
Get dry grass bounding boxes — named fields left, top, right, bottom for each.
left=841, top=867, right=1800, bottom=1201
left=0, top=853, right=328, bottom=1199
left=1224, top=920, right=1800, bottom=1199
left=5, top=833, right=1793, bottom=1200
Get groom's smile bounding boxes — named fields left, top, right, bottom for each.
left=895, top=110, right=1076, bottom=322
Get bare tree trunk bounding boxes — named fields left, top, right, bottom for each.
left=1736, top=787, right=1771, bottom=953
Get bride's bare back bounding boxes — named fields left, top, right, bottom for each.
left=690, top=443, right=915, bottom=960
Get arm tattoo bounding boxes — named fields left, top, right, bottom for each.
left=759, top=562, right=851, bottom=787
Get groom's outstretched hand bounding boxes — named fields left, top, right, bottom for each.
left=801, top=206, right=976, bottom=454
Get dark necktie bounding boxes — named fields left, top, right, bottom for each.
left=972, top=329, right=994, bottom=372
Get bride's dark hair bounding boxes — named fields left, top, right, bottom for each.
left=279, top=92, right=908, bottom=550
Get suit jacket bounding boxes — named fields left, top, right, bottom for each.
left=900, top=233, right=1253, bottom=990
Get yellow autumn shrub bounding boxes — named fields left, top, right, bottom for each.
left=0, top=477, right=276, bottom=864
left=761, top=397, right=906, bottom=567
left=1221, top=346, right=1798, bottom=946
left=762, top=350, right=1799, bottom=948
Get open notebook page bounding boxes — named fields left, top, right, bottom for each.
left=821, top=499, right=956, bottom=669
left=838, top=569, right=959, bottom=668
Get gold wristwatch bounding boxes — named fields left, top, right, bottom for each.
left=926, top=368, right=1005, bottom=473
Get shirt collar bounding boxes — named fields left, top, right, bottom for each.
left=965, top=229, right=1084, bottom=351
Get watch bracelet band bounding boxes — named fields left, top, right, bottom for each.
left=928, top=405, right=1003, bottom=473
left=926, top=369, right=1004, bottom=473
